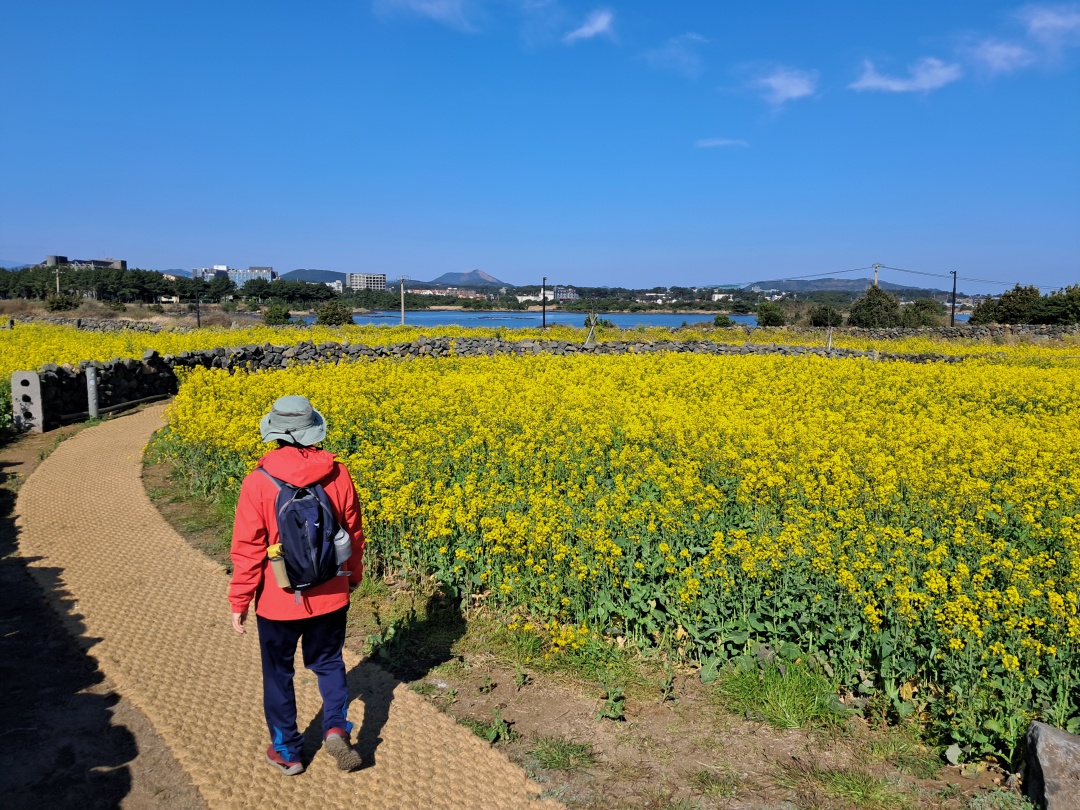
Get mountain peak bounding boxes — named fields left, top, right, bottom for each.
left=428, top=269, right=506, bottom=287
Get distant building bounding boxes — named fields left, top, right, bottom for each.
left=192, top=265, right=274, bottom=286
left=711, top=293, right=733, bottom=302
left=236, top=266, right=275, bottom=285
left=554, top=286, right=578, bottom=302
left=323, top=280, right=343, bottom=293
left=516, top=290, right=556, bottom=303
left=346, top=273, right=387, bottom=291
left=192, top=266, right=230, bottom=281
left=45, top=255, right=127, bottom=271
left=445, top=287, right=486, bottom=300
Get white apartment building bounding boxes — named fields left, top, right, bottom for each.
left=346, top=273, right=387, bottom=291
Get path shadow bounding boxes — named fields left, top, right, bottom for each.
left=301, top=586, right=466, bottom=767
left=0, top=460, right=137, bottom=808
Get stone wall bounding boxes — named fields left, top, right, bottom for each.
left=19, top=316, right=169, bottom=332
left=33, top=351, right=178, bottom=430
left=16, top=334, right=969, bottom=432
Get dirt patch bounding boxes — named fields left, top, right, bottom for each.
left=0, top=422, right=206, bottom=809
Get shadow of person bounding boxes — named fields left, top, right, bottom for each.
left=0, top=459, right=138, bottom=807
left=301, top=586, right=466, bottom=767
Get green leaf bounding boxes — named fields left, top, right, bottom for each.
left=699, top=655, right=720, bottom=685
left=944, top=744, right=962, bottom=765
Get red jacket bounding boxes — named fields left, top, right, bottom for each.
left=228, top=445, right=365, bottom=621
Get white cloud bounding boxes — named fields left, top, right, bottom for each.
left=752, top=67, right=819, bottom=105
left=644, top=33, right=708, bottom=78
left=849, top=57, right=963, bottom=92
left=373, top=0, right=477, bottom=31
left=563, top=8, right=615, bottom=43
left=696, top=138, right=749, bottom=148
left=1019, top=3, right=1080, bottom=47
left=964, top=38, right=1037, bottom=74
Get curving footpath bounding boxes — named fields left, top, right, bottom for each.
left=16, top=405, right=559, bottom=810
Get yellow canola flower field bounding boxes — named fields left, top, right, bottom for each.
left=163, top=352, right=1079, bottom=758
left=3, top=321, right=1080, bottom=385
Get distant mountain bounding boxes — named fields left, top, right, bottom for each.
left=748, top=277, right=949, bottom=296
left=280, top=269, right=346, bottom=284
left=0, top=260, right=33, bottom=270
left=428, top=269, right=506, bottom=287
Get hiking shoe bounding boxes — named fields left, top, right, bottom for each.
left=265, top=746, right=304, bottom=776
left=324, top=728, right=363, bottom=771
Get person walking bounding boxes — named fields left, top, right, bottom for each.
left=228, top=395, right=366, bottom=775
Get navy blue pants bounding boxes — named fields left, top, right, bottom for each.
left=257, top=607, right=352, bottom=762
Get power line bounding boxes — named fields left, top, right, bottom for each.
left=881, top=264, right=1064, bottom=291
left=879, top=265, right=951, bottom=280
left=724, top=266, right=875, bottom=287
left=716, top=263, right=1065, bottom=293
left=772, top=265, right=875, bottom=282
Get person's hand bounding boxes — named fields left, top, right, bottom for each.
left=231, top=608, right=248, bottom=634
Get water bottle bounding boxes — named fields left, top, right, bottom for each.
left=332, top=527, right=352, bottom=565
left=267, top=543, right=291, bottom=589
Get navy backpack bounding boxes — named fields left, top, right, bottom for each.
left=258, top=468, right=343, bottom=592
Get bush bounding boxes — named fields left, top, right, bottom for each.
left=315, top=299, right=355, bottom=326
left=970, top=284, right=1080, bottom=325
left=0, top=379, right=13, bottom=438
left=757, top=302, right=786, bottom=327
left=900, top=298, right=945, bottom=328
left=713, top=314, right=733, bottom=328
left=848, top=286, right=901, bottom=328
left=147, top=302, right=165, bottom=314
left=808, top=305, right=843, bottom=327
left=44, top=293, right=79, bottom=312
left=263, top=301, right=292, bottom=326
left=220, top=300, right=238, bottom=314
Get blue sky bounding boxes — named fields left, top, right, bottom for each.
left=1, top=1, right=1077, bottom=293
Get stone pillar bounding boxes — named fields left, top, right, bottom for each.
left=11, top=372, right=44, bottom=433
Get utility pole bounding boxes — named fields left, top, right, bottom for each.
left=194, top=275, right=202, bottom=328
left=54, top=265, right=61, bottom=295
left=873, top=263, right=881, bottom=288
left=542, top=276, right=547, bottom=329
left=400, top=276, right=405, bottom=326
left=950, top=270, right=957, bottom=327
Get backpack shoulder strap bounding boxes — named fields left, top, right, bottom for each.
left=256, top=467, right=284, bottom=490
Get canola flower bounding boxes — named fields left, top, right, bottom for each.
left=4, top=321, right=1080, bottom=385
left=160, top=352, right=1079, bottom=759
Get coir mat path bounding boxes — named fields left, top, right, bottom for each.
left=16, top=405, right=559, bottom=810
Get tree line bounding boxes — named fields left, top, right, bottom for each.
left=3, top=264, right=1074, bottom=325
left=969, top=284, right=1080, bottom=325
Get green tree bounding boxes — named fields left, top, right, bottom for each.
left=971, top=284, right=1041, bottom=324
left=1041, top=285, right=1080, bottom=324
left=45, top=293, right=79, bottom=312
left=757, top=301, right=786, bottom=326
left=263, top=301, right=292, bottom=325
left=848, top=286, right=902, bottom=328
left=808, top=304, right=844, bottom=327
left=900, top=298, right=946, bottom=327
left=241, top=277, right=273, bottom=302
left=205, top=275, right=237, bottom=302
left=315, top=299, right=355, bottom=326
left=713, top=314, right=733, bottom=327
